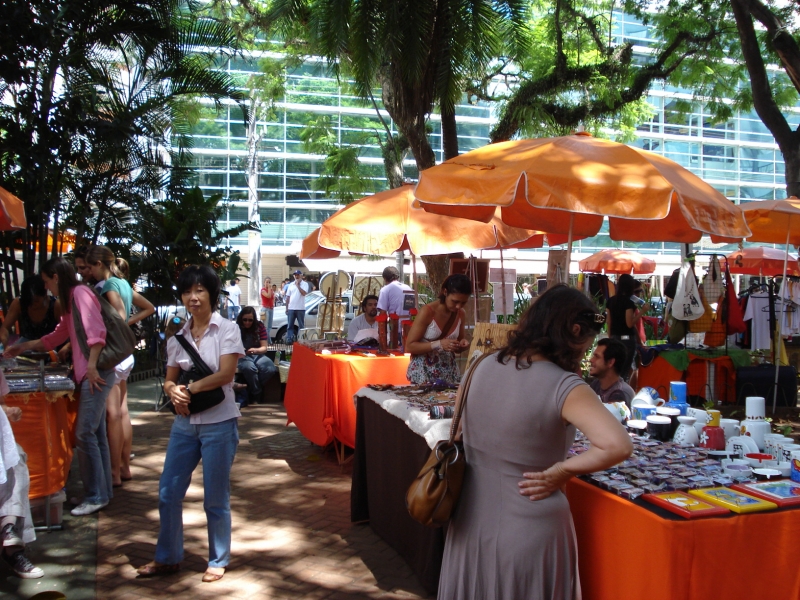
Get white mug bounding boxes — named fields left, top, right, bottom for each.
left=719, top=418, right=741, bottom=441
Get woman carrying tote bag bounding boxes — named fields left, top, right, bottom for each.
left=5, top=258, right=117, bottom=517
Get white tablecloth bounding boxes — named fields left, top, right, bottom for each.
left=355, top=386, right=453, bottom=449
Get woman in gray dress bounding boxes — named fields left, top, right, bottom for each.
left=438, top=284, right=633, bottom=600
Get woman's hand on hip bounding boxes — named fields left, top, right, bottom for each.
left=518, top=462, right=571, bottom=501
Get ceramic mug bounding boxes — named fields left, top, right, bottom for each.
left=781, top=444, right=800, bottom=464
left=719, top=418, right=741, bottom=441
left=791, top=450, right=800, bottom=483
left=669, top=381, right=688, bottom=405
left=632, top=405, right=658, bottom=421
left=646, top=415, right=673, bottom=442
left=764, top=434, right=791, bottom=459
left=656, top=406, right=681, bottom=438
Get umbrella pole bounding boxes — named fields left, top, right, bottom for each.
left=773, top=227, right=791, bottom=414
left=565, top=214, right=574, bottom=284
left=500, top=248, right=507, bottom=321
left=411, top=252, right=418, bottom=308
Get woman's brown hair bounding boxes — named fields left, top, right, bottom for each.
left=496, top=284, right=605, bottom=373
left=41, top=257, right=81, bottom=313
left=86, top=245, right=124, bottom=279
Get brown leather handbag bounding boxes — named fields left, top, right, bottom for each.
left=405, top=352, right=492, bottom=527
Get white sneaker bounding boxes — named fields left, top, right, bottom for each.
left=70, top=501, right=108, bottom=516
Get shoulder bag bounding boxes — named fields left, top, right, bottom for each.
left=405, top=352, right=493, bottom=528
left=170, top=334, right=226, bottom=414
left=72, top=288, right=136, bottom=371
left=671, top=262, right=705, bottom=321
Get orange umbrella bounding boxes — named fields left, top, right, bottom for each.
left=415, top=133, right=751, bottom=244
left=579, top=249, right=656, bottom=275
left=0, top=186, right=27, bottom=230
left=301, top=184, right=549, bottom=258
left=728, top=247, right=800, bottom=277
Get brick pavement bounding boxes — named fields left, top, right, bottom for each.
left=95, top=401, right=434, bottom=600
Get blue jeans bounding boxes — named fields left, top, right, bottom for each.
left=263, top=308, right=274, bottom=342
left=77, top=369, right=117, bottom=505
left=237, top=354, right=277, bottom=404
left=228, top=305, right=240, bottom=320
left=285, top=309, right=305, bottom=342
left=155, top=416, right=239, bottom=567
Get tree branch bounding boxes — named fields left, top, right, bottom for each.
left=730, top=0, right=794, bottom=149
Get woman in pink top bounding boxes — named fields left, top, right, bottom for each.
left=5, top=258, right=116, bottom=517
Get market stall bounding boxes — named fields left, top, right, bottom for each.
left=637, top=346, right=751, bottom=403
left=3, top=360, right=77, bottom=499
left=351, top=385, right=800, bottom=599
left=283, top=343, right=410, bottom=450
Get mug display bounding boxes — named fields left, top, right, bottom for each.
left=719, top=418, right=741, bottom=440
left=633, top=405, right=658, bottom=421
left=669, top=381, right=687, bottom=405
left=764, top=434, right=792, bottom=459
left=701, top=410, right=725, bottom=451
left=646, top=415, right=673, bottom=442
left=656, top=406, right=681, bottom=438
left=673, top=416, right=699, bottom=447
left=780, top=444, right=800, bottom=464
left=741, top=396, right=770, bottom=451
left=791, top=451, right=800, bottom=483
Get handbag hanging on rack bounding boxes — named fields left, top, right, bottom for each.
left=169, top=334, right=226, bottom=415
left=405, top=352, right=493, bottom=528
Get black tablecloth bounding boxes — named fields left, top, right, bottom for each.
left=351, top=396, right=445, bottom=595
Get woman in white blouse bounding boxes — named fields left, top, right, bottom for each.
left=137, top=265, right=244, bottom=583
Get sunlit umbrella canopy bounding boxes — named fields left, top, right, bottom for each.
left=0, top=186, right=27, bottom=231
left=300, top=184, right=549, bottom=258
left=415, top=133, right=751, bottom=243
left=579, top=249, right=657, bottom=274
left=728, top=247, right=800, bottom=277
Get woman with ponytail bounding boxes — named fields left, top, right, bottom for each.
left=86, top=246, right=155, bottom=486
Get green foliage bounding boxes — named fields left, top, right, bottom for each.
left=131, top=186, right=252, bottom=304
left=0, top=0, right=244, bottom=303
left=299, top=115, right=377, bottom=203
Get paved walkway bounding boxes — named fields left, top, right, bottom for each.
left=2, top=379, right=434, bottom=599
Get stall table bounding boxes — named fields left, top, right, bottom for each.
left=284, top=344, right=410, bottom=449
left=352, top=386, right=800, bottom=599
left=6, top=392, right=77, bottom=499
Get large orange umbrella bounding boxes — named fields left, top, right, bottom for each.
left=0, top=187, right=27, bottom=230
left=738, top=197, right=800, bottom=413
left=300, top=184, right=549, bottom=258
left=728, top=247, right=800, bottom=277
left=415, top=133, right=751, bottom=244
left=579, top=249, right=657, bottom=274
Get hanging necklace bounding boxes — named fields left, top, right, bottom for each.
left=191, top=322, right=210, bottom=344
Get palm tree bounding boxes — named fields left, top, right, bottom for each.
left=263, top=0, right=531, bottom=290
left=0, top=0, right=243, bottom=280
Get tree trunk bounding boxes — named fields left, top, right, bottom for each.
left=440, top=108, right=459, bottom=161
left=246, top=103, right=262, bottom=308
left=785, top=149, right=800, bottom=198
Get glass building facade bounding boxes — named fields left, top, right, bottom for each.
left=186, top=14, right=797, bottom=257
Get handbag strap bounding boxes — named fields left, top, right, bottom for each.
left=175, top=333, right=214, bottom=378
left=449, top=352, right=494, bottom=443
left=434, top=310, right=458, bottom=341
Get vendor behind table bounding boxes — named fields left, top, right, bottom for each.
left=404, top=274, right=471, bottom=386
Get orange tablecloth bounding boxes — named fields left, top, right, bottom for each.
left=566, top=478, right=800, bottom=600
left=638, top=354, right=737, bottom=402
left=6, top=392, right=78, bottom=499
left=284, top=344, right=411, bottom=448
